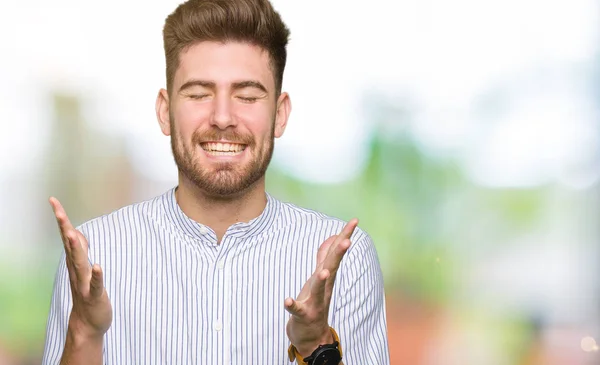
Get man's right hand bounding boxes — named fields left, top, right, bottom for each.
left=50, top=197, right=112, bottom=363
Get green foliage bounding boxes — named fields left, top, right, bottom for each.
left=268, top=133, right=463, bottom=304
left=268, top=130, right=547, bottom=306
left=0, top=255, right=56, bottom=357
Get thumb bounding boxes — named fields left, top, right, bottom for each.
left=284, top=297, right=303, bottom=316
left=90, top=264, right=105, bottom=298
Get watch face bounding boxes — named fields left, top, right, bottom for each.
left=313, top=348, right=342, bottom=365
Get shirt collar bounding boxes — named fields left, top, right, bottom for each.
left=162, top=187, right=280, bottom=243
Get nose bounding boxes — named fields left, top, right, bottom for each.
left=210, top=94, right=236, bottom=130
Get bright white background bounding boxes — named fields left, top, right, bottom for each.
left=1, top=0, right=598, bottom=186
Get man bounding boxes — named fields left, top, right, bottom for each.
left=42, top=0, right=390, bottom=364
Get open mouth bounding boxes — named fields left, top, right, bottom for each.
left=200, top=142, right=247, bottom=156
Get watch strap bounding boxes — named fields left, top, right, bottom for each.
left=288, top=327, right=342, bottom=364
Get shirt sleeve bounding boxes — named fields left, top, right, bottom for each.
left=331, top=233, right=391, bottom=364
left=41, top=252, right=73, bottom=365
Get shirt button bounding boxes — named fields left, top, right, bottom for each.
left=199, top=226, right=208, bottom=235
left=217, top=261, right=224, bottom=269
left=214, top=321, right=222, bottom=331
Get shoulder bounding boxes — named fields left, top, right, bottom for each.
left=272, top=198, right=383, bottom=292
left=75, top=189, right=171, bottom=240
left=272, top=195, right=374, bottom=251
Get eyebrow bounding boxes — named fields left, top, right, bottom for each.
left=178, top=79, right=215, bottom=93
left=178, top=79, right=268, bottom=94
left=231, top=80, right=268, bottom=94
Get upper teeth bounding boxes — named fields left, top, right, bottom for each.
left=202, top=142, right=245, bottom=152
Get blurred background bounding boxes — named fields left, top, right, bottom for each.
left=1, top=0, right=599, bottom=364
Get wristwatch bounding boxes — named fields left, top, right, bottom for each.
left=288, top=327, right=343, bottom=365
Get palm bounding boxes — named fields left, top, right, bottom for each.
left=285, top=219, right=358, bottom=355
left=50, top=197, right=113, bottom=338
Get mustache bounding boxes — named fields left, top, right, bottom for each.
left=192, top=129, right=254, bottom=145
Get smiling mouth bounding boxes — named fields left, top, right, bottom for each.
left=200, top=142, right=247, bottom=156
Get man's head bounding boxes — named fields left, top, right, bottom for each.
left=163, top=0, right=290, bottom=96
left=155, top=0, right=292, bottom=198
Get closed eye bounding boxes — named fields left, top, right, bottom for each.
left=188, top=94, right=210, bottom=100
left=237, top=96, right=259, bottom=103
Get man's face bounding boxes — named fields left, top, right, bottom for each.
left=156, top=41, right=290, bottom=197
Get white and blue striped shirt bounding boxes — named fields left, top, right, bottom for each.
left=42, top=188, right=390, bottom=364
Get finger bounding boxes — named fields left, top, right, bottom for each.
left=322, top=238, right=352, bottom=274
left=49, top=197, right=77, bottom=234
left=63, top=232, right=84, bottom=292
left=335, top=237, right=352, bottom=256
left=67, top=230, right=92, bottom=289
left=76, top=230, right=90, bottom=252
left=64, top=252, right=79, bottom=292
left=49, top=197, right=76, bottom=253
left=284, top=297, right=303, bottom=316
left=326, top=218, right=358, bottom=260
left=337, top=218, right=359, bottom=241
left=90, top=264, right=105, bottom=298
left=310, top=269, right=330, bottom=305
left=316, top=235, right=337, bottom=265
left=327, top=218, right=358, bottom=256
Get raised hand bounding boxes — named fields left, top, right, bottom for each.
left=285, top=218, right=358, bottom=357
left=49, top=197, right=112, bottom=341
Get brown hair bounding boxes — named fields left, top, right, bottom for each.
left=163, top=0, right=290, bottom=95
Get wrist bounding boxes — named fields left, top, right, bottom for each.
left=67, top=316, right=105, bottom=344
left=288, top=327, right=343, bottom=365
left=293, top=328, right=334, bottom=357
left=61, top=319, right=104, bottom=365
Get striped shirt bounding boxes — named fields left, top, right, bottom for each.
left=42, top=188, right=390, bottom=364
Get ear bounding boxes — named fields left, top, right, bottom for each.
left=156, top=88, right=171, bottom=136
left=274, top=92, right=291, bottom=138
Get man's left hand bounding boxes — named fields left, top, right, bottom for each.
left=284, top=218, right=358, bottom=357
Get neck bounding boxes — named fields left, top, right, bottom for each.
left=175, top=174, right=267, bottom=243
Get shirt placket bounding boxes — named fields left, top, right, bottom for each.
left=215, top=236, right=234, bottom=365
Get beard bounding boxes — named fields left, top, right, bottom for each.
left=170, top=117, right=275, bottom=198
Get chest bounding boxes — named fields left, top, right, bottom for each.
left=98, top=232, right=320, bottom=364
